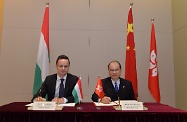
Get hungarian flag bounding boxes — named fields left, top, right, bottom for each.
left=95, top=76, right=104, bottom=99
left=125, top=6, right=138, bottom=99
left=32, top=3, right=50, bottom=95
left=148, top=21, right=160, bottom=102
left=72, top=77, right=84, bottom=104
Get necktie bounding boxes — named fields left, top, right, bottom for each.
left=59, top=79, right=64, bottom=98
left=115, top=82, right=118, bottom=92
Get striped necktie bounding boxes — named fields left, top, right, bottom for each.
left=115, top=82, right=118, bottom=92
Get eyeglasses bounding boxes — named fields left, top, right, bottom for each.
left=109, top=68, right=120, bottom=72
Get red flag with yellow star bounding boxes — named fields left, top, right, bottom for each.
left=125, top=6, right=138, bottom=100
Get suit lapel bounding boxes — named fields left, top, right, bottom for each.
left=119, top=78, right=126, bottom=92
left=64, top=74, right=70, bottom=95
left=51, top=74, right=57, bottom=97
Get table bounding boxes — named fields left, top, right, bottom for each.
left=0, top=102, right=187, bottom=122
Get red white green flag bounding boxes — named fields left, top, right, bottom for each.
left=32, top=4, right=50, bottom=95
left=72, top=77, right=84, bottom=104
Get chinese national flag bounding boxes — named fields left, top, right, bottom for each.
left=148, top=21, right=160, bottom=102
left=125, top=6, right=138, bottom=99
left=95, top=76, right=104, bottom=99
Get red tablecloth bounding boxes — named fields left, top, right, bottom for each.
left=0, top=102, right=187, bottom=122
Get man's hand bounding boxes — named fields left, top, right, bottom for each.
left=52, top=97, right=64, bottom=104
left=34, top=97, right=46, bottom=102
left=100, top=96, right=111, bottom=104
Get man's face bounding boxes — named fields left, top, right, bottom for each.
left=108, top=62, right=121, bottom=81
left=56, top=59, right=70, bottom=77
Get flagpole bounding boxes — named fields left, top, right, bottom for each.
left=148, top=18, right=161, bottom=102
left=97, top=75, right=100, bottom=104
left=125, top=2, right=138, bottom=100
left=95, top=75, right=102, bottom=110
left=78, top=75, right=82, bottom=105
left=32, top=2, right=50, bottom=97
left=129, top=2, right=138, bottom=101
left=133, top=2, right=139, bottom=102
left=76, top=75, right=83, bottom=110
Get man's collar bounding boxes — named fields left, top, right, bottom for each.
left=57, top=74, right=67, bottom=80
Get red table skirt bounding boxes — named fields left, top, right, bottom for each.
left=0, top=102, right=187, bottom=122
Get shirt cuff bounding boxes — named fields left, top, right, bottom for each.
left=63, top=98, right=68, bottom=103
left=98, top=98, right=101, bottom=102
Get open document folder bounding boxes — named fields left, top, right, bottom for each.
left=26, top=102, right=75, bottom=107
left=93, top=101, right=118, bottom=106
left=93, top=100, right=138, bottom=107
left=57, top=103, right=75, bottom=107
left=26, top=102, right=76, bottom=110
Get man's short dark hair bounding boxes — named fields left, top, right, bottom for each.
left=108, top=60, right=121, bottom=70
left=56, top=55, right=70, bottom=65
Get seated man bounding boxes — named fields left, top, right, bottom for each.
left=32, top=55, right=78, bottom=104
left=91, top=60, right=135, bottom=104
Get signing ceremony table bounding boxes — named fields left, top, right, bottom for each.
left=0, top=102, right=187, bottom=122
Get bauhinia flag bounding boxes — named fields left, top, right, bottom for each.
left=148, top=21, right=160, bottom=102
left=125, top=6, right=138, bottom=99
left=95, top=76, right=104, bottom=99
left=32, top=4, right=49, bottom=95
left=72, top=77, right=84, bottom=104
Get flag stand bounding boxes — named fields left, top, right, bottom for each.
left=95, top=101, right=101, bottom=110
left=76, top=102, right=83, bottom=110
left=96, top=106, right=101, bottom=110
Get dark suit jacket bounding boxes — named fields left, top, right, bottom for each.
left=92, top=77, right=135, bottom=102
left=32, top=73, right=78, bottom=103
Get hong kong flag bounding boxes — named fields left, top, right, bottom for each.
left=148, top=21, right=160, bottom=103
left=95, top=76, right=104, bottom=99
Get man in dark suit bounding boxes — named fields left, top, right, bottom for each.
left=92, top=60, right=135, bottom=103
left=32, top=55, right=78, bottom=104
